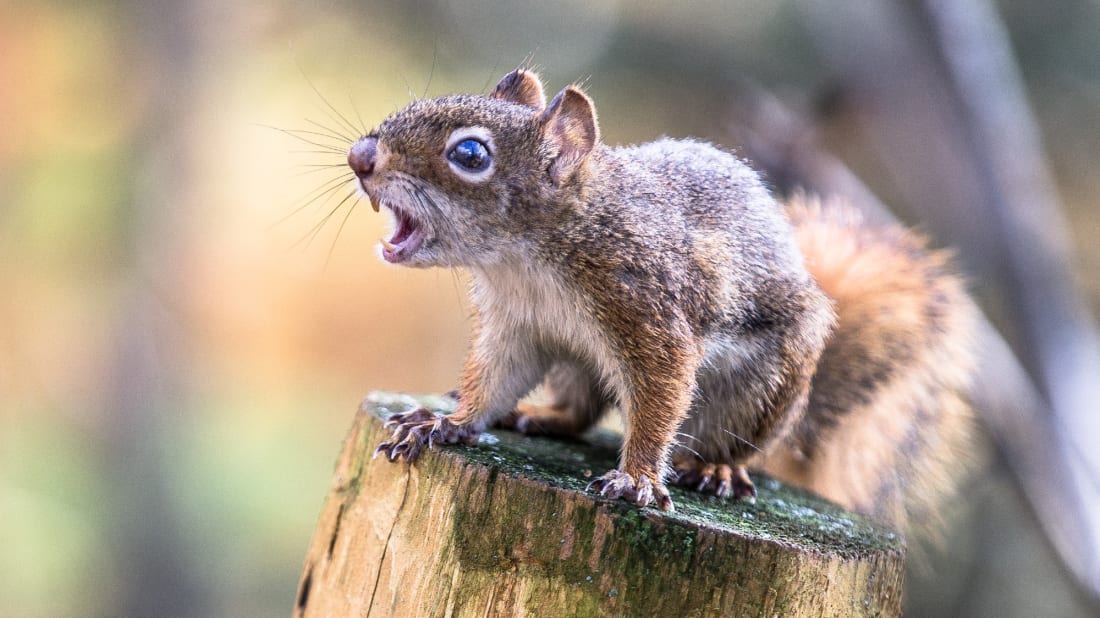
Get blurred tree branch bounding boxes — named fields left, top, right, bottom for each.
left=735, top=0, right=1100, bottom=601
left=914, top=4, right=1100, bottom=584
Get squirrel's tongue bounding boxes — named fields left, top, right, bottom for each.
left=380, top=209, right=425, bottom=263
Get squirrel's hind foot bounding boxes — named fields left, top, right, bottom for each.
left=374, top=407, right=480, bottom=462
left=586, top=469, right=674, bottom=511
left=672, top=460, right=757, bottom=503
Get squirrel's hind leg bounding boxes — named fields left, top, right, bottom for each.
left=495, top=362, right=610, bottom=438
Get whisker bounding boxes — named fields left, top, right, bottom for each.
left=283, top=123, right=347, bottom=142
left=324, top=195, right=359, bottom=270
left=348, top=89, right=368, bottom=134
left=298, top=65, right=364, bottom=139
left=271, top=173, right=354, bottom=229
left=290, top=167, right=352, bottom=180
left=271, top=185, right=348, bottom=234
left=400, top=72, right=417, bottom=102
left=671, top=441, right=704, bottom=461
left=722, top=428, right=762, bottom=453
left=256, top=123, right=346, bottom=142
left=675, top=431, right=702, bottom=443
left=289, top=149, right=349, bottom=156
left=296, top=189, right=358, bottom=250
left=422, top=42, right=438, bottom=99
left=305, top=117, right=356, bottom=144
left=297, top=170, right=356, bottom=200
left=480, top=55, right=504, bottom=93
left=412, top=184, right=443, bottom=216
left=258, top=124, right=348, bottom=152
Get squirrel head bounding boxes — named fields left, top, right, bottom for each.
left=348, top=68, right=600, bottom=267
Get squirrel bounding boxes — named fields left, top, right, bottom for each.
left=355, top=68, right=977, bottom=534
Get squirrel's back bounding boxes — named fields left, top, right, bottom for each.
left=589, top=139, right=815, bottom=320
left=759, top=195, right=977, bottom=536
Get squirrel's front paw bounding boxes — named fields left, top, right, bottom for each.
left=586, top=469, right=674, bottom=512
left=373, top=407, right=480, bottom=462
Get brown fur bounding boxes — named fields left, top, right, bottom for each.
left=756, top=195, right=977, bottom=533
left=363, top=70, right=976, bottom=533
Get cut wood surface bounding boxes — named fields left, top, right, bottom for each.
left=295, top=392, right=905, bottom=617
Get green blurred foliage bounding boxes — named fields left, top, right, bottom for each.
left=0, top=417, right=110, bottom=614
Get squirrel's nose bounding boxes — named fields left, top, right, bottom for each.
left=348, top=136, right=377, bottom=179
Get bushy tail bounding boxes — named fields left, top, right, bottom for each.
left=762, top=195, right=978, bottom=539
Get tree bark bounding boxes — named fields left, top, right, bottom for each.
left=295, top=393, right=905, bottom=617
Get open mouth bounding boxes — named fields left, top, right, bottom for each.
left=380, top=205, right=426, bottom=263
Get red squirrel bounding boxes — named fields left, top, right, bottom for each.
left=354, top=69, right=976, bottom=533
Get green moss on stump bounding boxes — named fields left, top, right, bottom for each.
left=365, top=391, right=902, bottom=558
left=295, top=392, right=906, bottom=617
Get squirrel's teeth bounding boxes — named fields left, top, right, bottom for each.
left=380, top=237, right=397, bottom=252
left=370, top=195, right=381, bottom=213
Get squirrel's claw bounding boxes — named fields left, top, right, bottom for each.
left=586, top=469, right=674, bottom=512
left=383, top=407, right=435, bottom=428
left=672, top=460, right=757, bottom=503
left=374, top=408, right=481, bottom=463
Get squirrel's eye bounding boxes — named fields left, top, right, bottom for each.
left=447, top=139, right=491, bottom=171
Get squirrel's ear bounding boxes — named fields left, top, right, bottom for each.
left=489, top=69, right=546, bottom=110
left=540, top=85, right=600, bottom=186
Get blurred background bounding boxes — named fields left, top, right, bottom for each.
left=2, top=0, right=1098, bottom=615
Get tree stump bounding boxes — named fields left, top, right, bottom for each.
left=295, top=392, right=905, bottom=617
